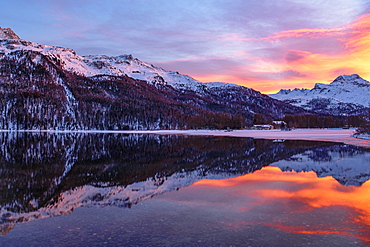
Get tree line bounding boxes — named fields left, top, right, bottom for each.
left=253, top=113, right=368, bottom=129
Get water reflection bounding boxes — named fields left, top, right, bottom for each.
left=190, top=167, right=370, bottom=242
left=0, top=132, right=369, bottom=242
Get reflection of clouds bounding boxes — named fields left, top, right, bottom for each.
left=192, top=167, right=370, bottom=241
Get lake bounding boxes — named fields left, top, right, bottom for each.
left=0, top=132, right=370, bottom=246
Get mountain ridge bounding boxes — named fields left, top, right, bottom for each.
left=269, top=74, right=370, bottom=115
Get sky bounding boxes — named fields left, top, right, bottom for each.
left=1, top=0, right=370, bottom=94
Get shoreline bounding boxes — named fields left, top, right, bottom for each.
left=2, top=128, right=370, bottom=148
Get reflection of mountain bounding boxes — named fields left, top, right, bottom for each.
left=271, top=145, right=370, bottom=186
left=0, top=132, right=369, bottom=234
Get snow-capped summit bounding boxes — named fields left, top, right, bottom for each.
left=331, top=74, right=369, bottom=86
left=269, top=74, right=370, bottom=115
left=0, top=27, right=20, bottom=39
left=82, top=54, right=212, bottom=92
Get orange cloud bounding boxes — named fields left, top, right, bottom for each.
left=266, top=13, right=370, bottom=93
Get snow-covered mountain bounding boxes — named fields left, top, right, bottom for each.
left=269, top=74, right=370, bottom=115
left=0, top=27, right=236, bottom=93
left=0, top=38, right=212, bottom=93
left=0, top=28, right=307, bottom=130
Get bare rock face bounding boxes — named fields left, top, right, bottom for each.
left=0, top=27, right=20, bottom=39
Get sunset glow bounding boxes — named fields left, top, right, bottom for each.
left=191, top=13, right=370, bottom=94
left=2, top=1, right=370, bottom=93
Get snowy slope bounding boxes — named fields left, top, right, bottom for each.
left=269, top=74, right=370, bottom=115
left=0, top=39, right=240, bottom=93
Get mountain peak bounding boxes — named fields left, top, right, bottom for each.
left=274, top=88, right=309, bottom=96
left=0, top=27, right=20, bottom=39
left=331, top=74, right=367, bottom=85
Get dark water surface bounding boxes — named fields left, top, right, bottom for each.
left=0, top=132, right=370, bottom=246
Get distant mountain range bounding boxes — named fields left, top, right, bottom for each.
left=0, top=28, right=306, bottom=130
left=269, top=74, right=370, bottom=115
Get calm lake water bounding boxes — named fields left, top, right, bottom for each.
left=1, top=132, right=370, bottom=246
